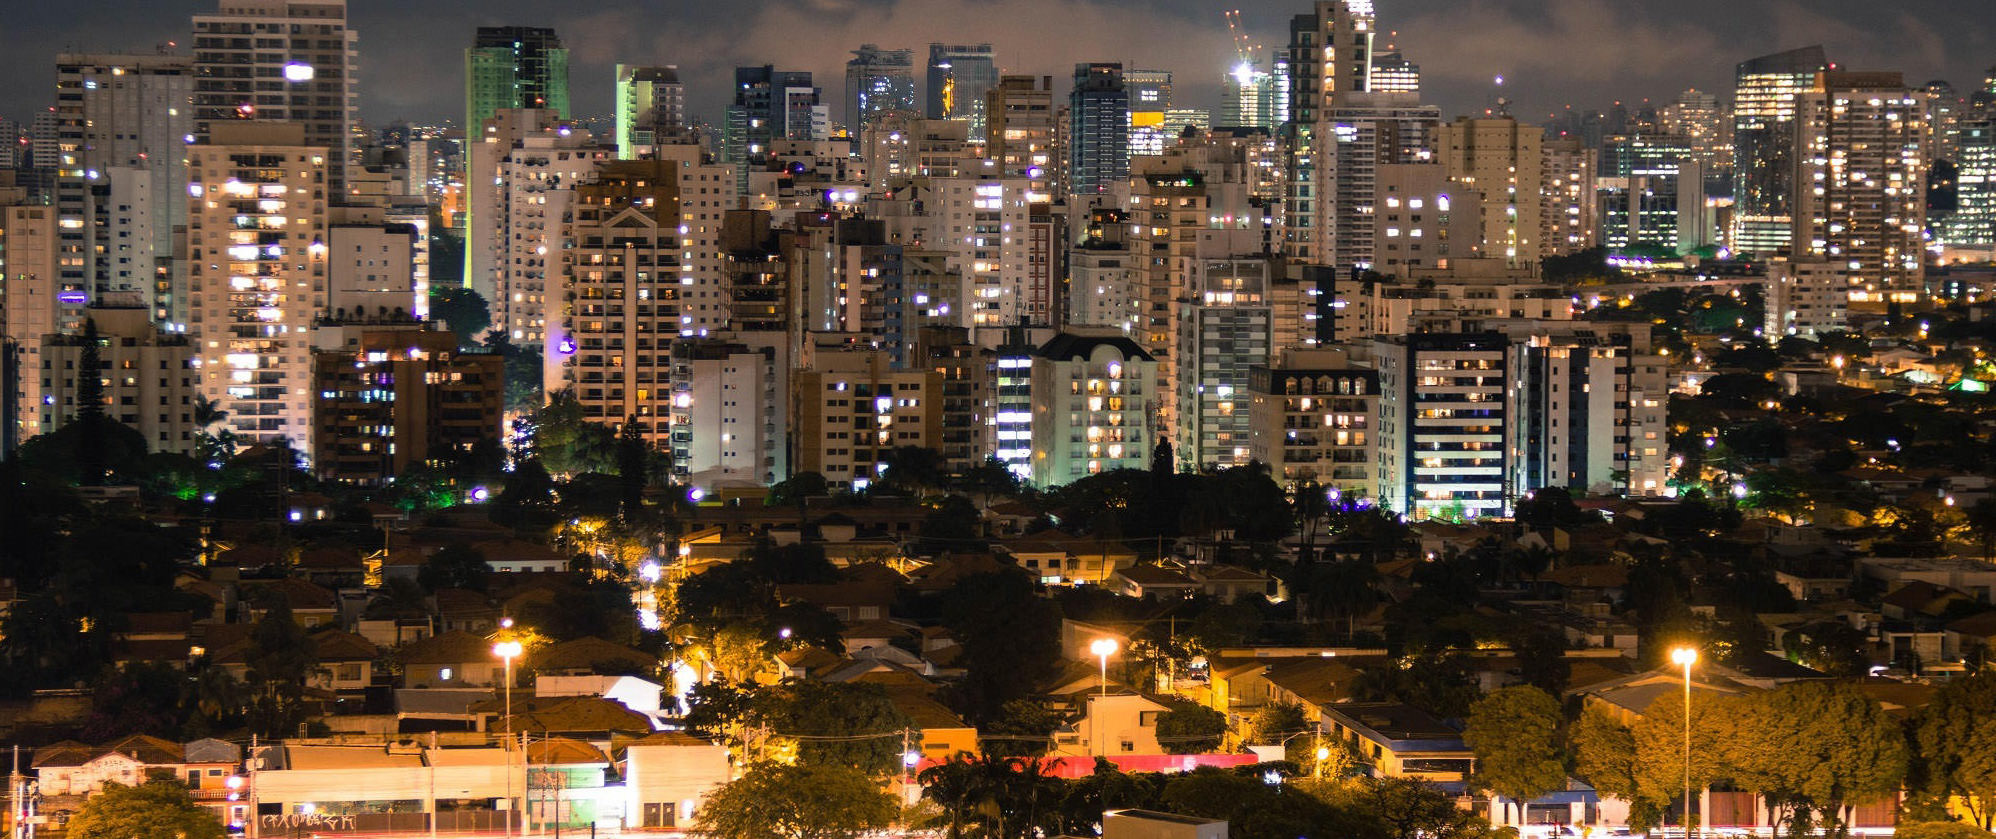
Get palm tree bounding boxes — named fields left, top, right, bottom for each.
left=918, top=753, right=991, bottom=839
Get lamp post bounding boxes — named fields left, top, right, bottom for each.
left=1089, top=638, right=1118, bottom=697
left=1670, top=646, right=1698, bottom=839
left=493, top=638, right=523, bottom=838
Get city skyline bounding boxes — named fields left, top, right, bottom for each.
left=3, top=0, right=1990, bottom=131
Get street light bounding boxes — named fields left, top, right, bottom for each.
left=1089, top=638, right=1119, bottom=697
left=1670, top=646, right=1699, bottom=839
left=493, top=638, right=523, bottom=839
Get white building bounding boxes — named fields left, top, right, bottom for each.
left=466, top=109, right=610, bottom=345
left=1794, top=71, right=1928, bottom=310
left=1030, top=330, right=1156, bottom=488
left=1373, top=331, right=1509, bottom=521
left=668, top=338, right=781, bottom=485
left=186, top=122, right=331, bottom=450
left=1175, top=255, right=1272, bottom=470
left=1764, top=257, right=1850, bottom=338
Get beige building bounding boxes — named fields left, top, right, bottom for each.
left=186, top=121, right=331, bottom=451
left=2, top=202, right=67, bottom=440
left=791, top=348, right=943, bottom=492
left=1794, top=71, right=1928, bottom=310
left=1247, top=347, right=1378, bottom=495
left=1372, top=163, right=1483, bottom=275
left=552, top=160, right=683, bottom=443
left=1539, top=137, right=1599, bottom=256
left=38, top=306, right=200, bottom=454
left=1436, top=116, right=1543, bottom=267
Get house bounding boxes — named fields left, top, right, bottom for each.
left=113, top=612, right=195, bottom=668
left=621, top=732, right=731, bottom=830
left=1945, top=610, right=1996, bottom=660
left=1320, top=702, right=1475, bottom=783
left=529, top=637, right=657, bottom=677
left=1192, top=566, right=1281, bottom=604
left=488, top=695, right=659, bottom=737
left=432, top=589, right=501, bottom=634
left=309, top=628, right=382, bottom=694
left=33, top=735, right=242, bottom=826
left=1000, top=530, right=1138, bottom=585
left=476, top=539, right=572, bottom=575
left=399, top=630, right=506, bottom=688
left=524, top=738, right=618, bottom=830
left=244, top=578, right=339, bottom=628
left=1881, top=581, right=1978, bottom=621
left=1113, top=565, right=1202, bottom=600
left=1052, top=691, right=1172, bottom=757
left=535, top=674, right=666, bottom=717
left=1103, top=810, right=1229, bottom=839
left=776, top=573, right=899, bottom=623
left=1570, top=668, right=1756, bottom=726
left=865, top=674, right=979, bottom=760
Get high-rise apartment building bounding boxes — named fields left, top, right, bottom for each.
left=846, top=45, right=917, bottom=135
left=1763, top=257, right=1850, bottom=338
left=723, top=67, right=827, bottom=191
left=1731, top=45, right=1828, bottom=255
left=465, top=110, right=612, bottom=348
left=1539, top=137, right=1598, bottom=256
left=668, top=337, right=783, bottom=486
left=1943, top=102, right=1995, bottom=258
left=53, top=54, right=194, bottom=324
left=1247, top=346, right=1377, bottom=495
left=185, top=122, right=331, bottom=450
left=792, top=349, right=943, bottom=492
left=1436, top=116, right=1542, bottom=266
left=1, top=202, right=68, bottom=441
left=986, top=75, right=1056, bottom=191
left=466, top=27, right=569, bottom=134
left=615, top=65, right=686, bottom=158
left=551, top=160, right=683, bottom=441
left=1222, top=59, right=1280, bottom=131
left=1794, top=71, right=1928, bottom=308
left=1599, top=134, right=1694, bottom=252
left=927, top=43, right=999, bottom=137
left=1175, top=256, right=1272, bottom=470
left=310, top=325, right=502, bottom=484
left=1029, top=330, right=1155, bottom=487
left=1068, top=63, right=1130, bottom=196
left=36, top=306, right=200, bottom=456
left=1373, top=331, right=1507, bottom=521
left=191, top=0, right=358, bottom=195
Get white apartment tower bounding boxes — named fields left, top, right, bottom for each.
left=185, top=122, right=331, bottom=450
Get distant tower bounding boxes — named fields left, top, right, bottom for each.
left=845, top=45, right=916, bottom=134
left=191, top=0, right=358, bottom=194
left=925, top=43, right=998, bottom=137
left=466, top=27, right=569, bottom=134
left=1730, top=45, right=1828, bottom=255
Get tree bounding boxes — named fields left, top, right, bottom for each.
left=418, top=542, right=492, bottom=592
left=1729, top=682, right=1909, bottom=837
left=616, top=417, right=651, bottom=524
left=1248, top=701, right=1309, bottom=745
left=243, top=600, right=318, bottom=738
left=429, top=285, right=490, bottom=343
left=755, top=680, right=916, bottom=776
left=697, top=762, right=895, bottom=839
left=1155, top=701, right=1227, bottom=754
left=1918, top=670, right=1996, bottom=828
left=67, top=780, right=225, bottom=839
left=1463, top=686, right=1568, bottom=823
left=1330, top=775, right=1502, bottom=839
left=1571, top=704, right=1654, bottom=825
left=940, top=570, right=1061, bottom=721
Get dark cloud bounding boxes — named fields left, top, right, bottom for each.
left=2, top=0, right=1989, bottom=131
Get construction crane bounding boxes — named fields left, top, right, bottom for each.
left=1223, top=9, right=1260, bottom=68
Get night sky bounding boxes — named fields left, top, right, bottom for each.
left=4, top=0, right=1992, bottom=131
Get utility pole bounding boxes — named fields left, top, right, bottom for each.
left=427, top=731, right=437, bottom=839
left=247, top=734, right=260, bottom=839
left=12, top=743, right=22, bottom=839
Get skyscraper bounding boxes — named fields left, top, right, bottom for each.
left=926, top=43, right=999, bottom=137
left=845, top=45, right=916, bottom=134
left=466, top=27, right=570, bottom=133
left=723, top=66, right=825, bottom=190
left=1068, top=63, right=1129, bottom=195
left=1221, top=58, right=1279, bottom=130
left=1370, top=51, right=1421, bottom=96
left=1660, top=88, right=1729, bottom=171
left=615, top=65, right=686, bottom=158
left=191, top=0, right=358, bottom=194
left=985, top=75, right=1055, bottom=190
left=52, top=54, right=194, bottom=321
left=1731, top=45, right=1828, bottom=255
left=1794, top=71, right=1928, bottom=309
left=1436, top=116, right=1543, bottom=266
left=185, top=122, right=330, bottom=451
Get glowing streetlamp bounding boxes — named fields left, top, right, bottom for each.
left=1314, top=744, right=1331, bottom=779
left=1089, top=638, right=1119, bottom=697
left=493, top=636, right=523, bottom=839
left=1670, top=646, right=1699, bottom=839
